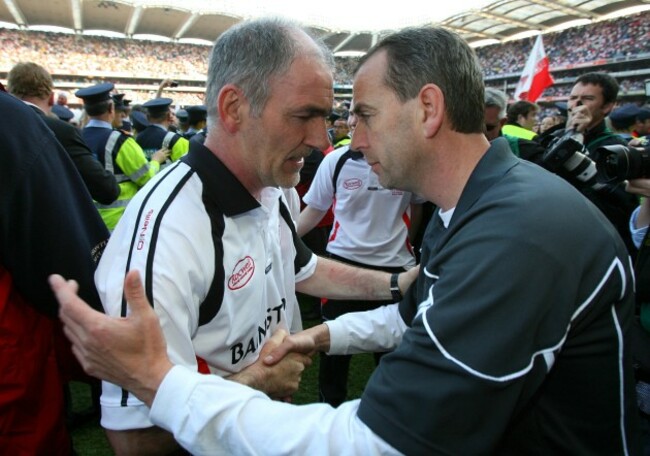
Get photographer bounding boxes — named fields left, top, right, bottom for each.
left=542, top=73, right=639, bottom=256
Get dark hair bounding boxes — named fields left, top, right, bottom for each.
left=506, top=100, right=538, bottom=124
left=84, top=100, right=112, bottom=117
left=147, top=110, right=169, bottom=123
left=356, top=27, right=484, bottom=134
left=575, top=72, right=619, bottom=105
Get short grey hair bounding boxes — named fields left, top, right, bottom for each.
left=205, top=17, right=333, bottom=127
left=484, top=88, right=508, bottom=119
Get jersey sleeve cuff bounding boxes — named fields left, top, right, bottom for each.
left=324, top=319, right=349, bottom=355
left=100, top=379, right=154, bottom=430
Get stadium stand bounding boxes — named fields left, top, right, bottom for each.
left=0, top=11, right=647, bottom=106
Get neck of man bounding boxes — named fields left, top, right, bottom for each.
left=20, top=95, right=50, bottom=115
left=204, top=131, right=265, bottom=201
left=422, top=132, right=491, bottom=212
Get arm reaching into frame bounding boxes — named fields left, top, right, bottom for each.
left=51, top=271, right=171, bottom=408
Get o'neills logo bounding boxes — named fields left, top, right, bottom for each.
left=343, top=178, right=362, bottom=190
left=136, top=209, right=155, bottom=250
left=228, top=256, right=255, bottom=290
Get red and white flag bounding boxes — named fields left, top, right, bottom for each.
left=514, top=35, right=554, bottom=102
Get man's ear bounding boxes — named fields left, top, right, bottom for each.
left=48, top=92, right=55, bottom=107
left=218, top=84, right=245, bottom=134
left=419, top=83, right=444, bottom=138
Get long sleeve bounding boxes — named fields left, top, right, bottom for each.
left=56, top=120, right=120, bottom=204
left=149, top=366, right=402, bottom=456
left=326, top=303, right=407, bottom=355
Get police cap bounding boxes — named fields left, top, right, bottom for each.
left=554, top=101, right=568, bottom=117
left=610, top=104, right=641, bottom=130
left=75, top=82, right=114, bottom=104
left=131, top=111, right=150, bottom=131
left=112, top=93, right=131, bottom=111
left=637, top=108, right=650, bottom=122
left=186, top=105, right=207, bottom=125
left=176, top=108, right=188, bottom=122
left=143, top=97, right=173, bottom=116
left=51, top=104, right=74, bottom=122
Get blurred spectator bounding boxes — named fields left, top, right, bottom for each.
left=0, top=89, right=109, bottom=455
left=503, top=100, right=539, bottom=140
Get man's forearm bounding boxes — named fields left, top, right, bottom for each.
left=297, top=206, right=328, bottom=237
left=106, top=426, right=182, bottom=456
left=296, top=256, right=394, bottom=300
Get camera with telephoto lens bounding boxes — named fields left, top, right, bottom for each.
left=595, top=145, right=650, bottom=183
left=542, top=129, right=605, bottom=190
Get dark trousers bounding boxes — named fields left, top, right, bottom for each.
left=318, top=253, right=405, bottom=407
left=319, top=351, right=384, bottom=407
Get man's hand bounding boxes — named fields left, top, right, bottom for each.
left=626, top=178, right=650, bottom=198
left=567, top=105, right=592, bottom=133
left=50, top=270, right=173, bottom=408
left=152, top=147, right=171, bottom=164
left=398, top=265, right=419, bottom=296
left=228, top=329, right=312, bottom=400
left=263, top=324, right=330, bottom=367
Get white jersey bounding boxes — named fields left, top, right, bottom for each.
left=303, top=146, right=422, bottom=268
left=96, top=143, right=317, bottom=431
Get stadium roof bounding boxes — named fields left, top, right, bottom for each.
left=0, top=0, right=648, bottom=54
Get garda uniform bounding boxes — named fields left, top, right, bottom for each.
left=183, top=105, right=207, bottom=140
left=502, top=122, right=538, bottom=140
left=136, top=98, right=189, bottom=163
left=97, top=141, right=316, bottom=431
left=112, top=93, right=133, bottom=133
left=77, top=83, right=161, bottom=231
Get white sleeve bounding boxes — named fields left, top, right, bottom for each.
left=282, top=187, right=301, bottom=222
left=630, top=205, right=647, bottom=249
left=302, top=149, right=342, bottom=211
left=326, top=303, right=407, bottom=355
left=150, top=366, right=403, bottom=456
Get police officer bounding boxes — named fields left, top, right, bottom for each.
left=112, top=93, right=133, bottom=133
left=136, top=98, right=189, bottom=164
left=77, top=83, right=169, bottom=231
left=130, top=109, right=150, bottom=135
left=183, top=105, right=207, bottom=140
left=176, top=108, right=189, bottom=135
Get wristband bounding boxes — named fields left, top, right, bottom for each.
left=390, top=273, right=403, bottom=302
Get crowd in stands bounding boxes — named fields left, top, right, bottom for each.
left=0, top=29, right=210, bottom=78
left=485, top=77, right=647, bottom=100
left=0, top=10, right=647, bottom=100
left=475, top=11, right=649, bottom=77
